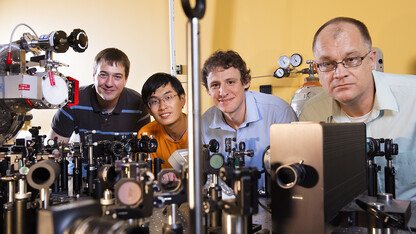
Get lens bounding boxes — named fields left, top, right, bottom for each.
left=110, top=141, right=124, bottom=157
left=275, top=163, right=305, bottom=189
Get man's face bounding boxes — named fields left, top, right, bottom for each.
left=313, top=23, right=376, bottom=107
left=147, top=83, right=185, bottom=127
left=206, top=67, right=249, bottom=118
left=93, top=61, right=127, bottom=104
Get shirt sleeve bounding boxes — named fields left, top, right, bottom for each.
left=136, top=95, right=151, bottom=131
left=50, top=107, right=76, bottom=137
left=274, top=104, right=299, bottom=123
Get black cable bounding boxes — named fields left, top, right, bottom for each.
left=252, top=75, right=274, bottom=79
left=257, top=197, right=271, bottom=214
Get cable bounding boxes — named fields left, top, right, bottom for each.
left=6, top=23, right=38, bottom=64
left=257, top=197, right=271, bottom=214
left=252, top=75, right=274, bottom=79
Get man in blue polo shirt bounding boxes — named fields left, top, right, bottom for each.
left=201, top=50, right=298, bottom=189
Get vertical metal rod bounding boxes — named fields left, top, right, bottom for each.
left=8, top=180, right=15, bottom=202
left=169, top=0, right=176, bottom=77
left=187, top=17, right=204, bottom=234
left=171, top=204, right=177, bottom=225
left=17, top=179, right=26, bottom=195
left=40, top=188, right=49, bottom=209
left=88, top=144, right=95, bottom=196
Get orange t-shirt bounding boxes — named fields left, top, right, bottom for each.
left=138, top=120, right=187, bottom=169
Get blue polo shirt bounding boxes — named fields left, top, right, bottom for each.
left=202, top=91, right=298, bottom=188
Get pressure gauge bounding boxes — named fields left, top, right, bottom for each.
left=278, top=55, right=290, bottom=68
left=274, top=67, right=288, bottom=78
left=290, top=53, right=302, bottom=67
left=46, top=139, right=55, bottom=147
left=210, top=153, right=224, bottom=169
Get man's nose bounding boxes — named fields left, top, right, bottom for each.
left=158, top=99, right=168, bottom=109
left=105, top=76, right=114, bottom=86
left=219, top=84, right=227, bottom=96
left=333, top=62, right=349, bottom=79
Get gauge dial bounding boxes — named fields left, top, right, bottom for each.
left=274, top=67, right=287, bottom=78
left=278, top=55, right=290, bottom=68
left=290, top=53, right=302, bottom=67
left=46, top=139, right=55, bottom=147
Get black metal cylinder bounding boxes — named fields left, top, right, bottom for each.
left=209, top=184, right=222, bottom=228
left=153, top=158, right=164, bottom=178
left=93, top=179, right=102, bottom=199
left=73, top=157, right=82, bottom=195
left=384, top=165, right=396, bottom=198
left=147, top=158, right=153, bottom=172
left=52, top=178, right=59, bottom=192
left=3, top=203, right=14, bottom=234
left=60, top=159, right=68, bottom=191
left=367, top=162, right=378, bottom=196
left=87, top=164, right=97, bottom=196
left=15, top=199, right=28, bottom=234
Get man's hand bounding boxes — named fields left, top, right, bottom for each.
left=161, top=172, right=180, bottom=182
left=47, top=129, right=70, bottom=144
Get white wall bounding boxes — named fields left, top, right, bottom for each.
left=0, top=0, right=174, bottom=134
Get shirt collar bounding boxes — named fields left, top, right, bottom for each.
left=330, top=71, right=398, bottom=123
left=372, top=71, right=398, bottom=112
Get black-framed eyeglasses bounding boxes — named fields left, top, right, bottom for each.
left=147, top=94, right=178, bottom=108
left=316, top=51, right=372, bottom=72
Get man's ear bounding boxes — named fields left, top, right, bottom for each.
left=180, top=94, right=186, bottom=108
left=313, top=62, right=319, bottom=74
left=368, top=50, right=377, bottom=70
left=146, top=106, right=153, bottom=117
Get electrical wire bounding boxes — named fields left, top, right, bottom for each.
left=6, top=23, right=38, bottom=64
left=252, top=74, right=274, bottom=79
left=257, top=197, right=271, bottom=214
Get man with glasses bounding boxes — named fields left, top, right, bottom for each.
left=201, top=50, right=298, bottom=189
left=139, top=73, right=187, bottom=170
left=48, top=48, right=150, bottom=144
left=300, top=17, right=416, bottom=201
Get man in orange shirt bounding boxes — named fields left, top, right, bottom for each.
left=138, top=73, right=187, bottom=171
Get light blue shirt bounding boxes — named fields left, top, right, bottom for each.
left=300, top=71, right=416, bottom=202
left=202, top=91, right=298, bottom=188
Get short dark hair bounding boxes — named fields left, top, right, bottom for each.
left=93, top=48, right=130, bottom=78
left=141, top=72, right=185, bottom=104
left=201, top=50, right=251, bottom=90
left=312, top=17, right=372, bottom=53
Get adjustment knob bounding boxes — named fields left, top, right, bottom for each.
left=208, top=139, right=219, bottom=152
left=68, top=29, right=88, bottom=52
left=38, top=31, right=69, bottom=53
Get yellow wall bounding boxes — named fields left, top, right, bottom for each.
left=1, top=0, right=415, bottom=135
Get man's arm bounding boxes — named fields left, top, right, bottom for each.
left=47, top=128, right=70, bottom=144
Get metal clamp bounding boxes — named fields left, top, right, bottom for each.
left=181, top=0, right=206, bottom=19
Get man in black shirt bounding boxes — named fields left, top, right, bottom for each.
left=48, top=48, right=150, bottom=144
